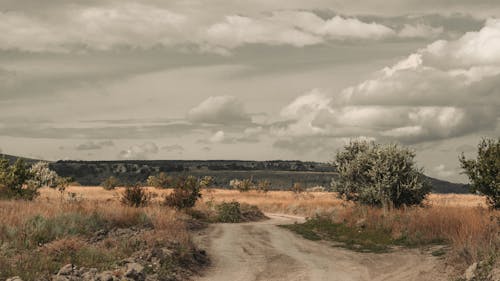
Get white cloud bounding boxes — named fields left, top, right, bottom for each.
left=275, top=18, right=500, bottom=145
left=0, top=4, right=188, bottom=52
left=118, top=142, right=159, bottom=159
left=209, top=130, right=226, bottom=143
left=187, top=96, right=251, bottom=124
left=0, top=7, right=403, bottom=53
left=203, top=12, right=395, bottom=51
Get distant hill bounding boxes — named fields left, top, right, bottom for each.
left=0, top=154, right=469, bottom=194
left=0, top=153, right=41, bottom=165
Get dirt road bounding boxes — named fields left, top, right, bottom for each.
left=194, top=214, right=449, bottom=281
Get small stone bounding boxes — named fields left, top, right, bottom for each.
left=6, top=276, right=23, bottom=281
left=58, top=264, right=74, bottom=276
left=124, top=263, right=145, bottom=281
left=464, top=262, right=477, bottom=280
left=96, top=271, right=115, bottom=281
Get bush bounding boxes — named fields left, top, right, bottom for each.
left=0, top=159, right=38, bottom=200
left=101, top=176, right=120, bottom=190
left=256, top=180, right=270, bottom=193
left=460, top=138, right=500, bottom=209
left=164, top=176, right=212, bottom=209
left=216, top=202, right=242, bottom=223
left=332, top=140, right=431, bottom=208
left=120, top=184, right=151, bottom=207
left=291, top=182, right=304, bottom=194
left=229, top=178, right=254, bottom=192
left=146, top=172, right=173, bottom=188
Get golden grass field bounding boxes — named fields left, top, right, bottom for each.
left=1, top=186, right=498, bottom=277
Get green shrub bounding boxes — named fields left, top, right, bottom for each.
left=216, top=202, right=242, bottom=223
left=101, top=176, right=120, bottom=190
left=0, top=159, right=37, bottom=200
left=332, top=140, right=431, bottom=208
left=460, top=138, right=500, bottom=209
left=120, top=184, right=151, bottom=207
left=164, top=176, right=212, bottom=209
left=146, top=172, right=173, bottom=188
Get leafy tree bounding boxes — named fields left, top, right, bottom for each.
left=0, top=158, right=37, bottom=200
left=459, top=138, right=500, bottom=209
left=332, top=140, right=431, bottom=208
left=28, top=161, right=70, bottom=193
left=0, top=159, right=69, bottom=200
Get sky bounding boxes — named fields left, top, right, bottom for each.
left=0, top=0, right=499, bottom=183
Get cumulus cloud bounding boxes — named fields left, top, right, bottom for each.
left=275, top=18, right=500, bottom=147
left=118, top=142, right=159, bottom=159
left=187, top=96, right=251, bottom=124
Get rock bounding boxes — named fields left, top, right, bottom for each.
left=81, top=268, right=98, bottom=280
left=464, top=262, right=477, bottom=280
left=96, top=271, right=115, bottom=281
left=6, top=277, right=23, bottom=281
left=58, top=264, right=74, bottom=276
left=124, top=263, right=145, bottom=281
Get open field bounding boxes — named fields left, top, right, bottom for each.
left=1, top=186, right=498, bottom=280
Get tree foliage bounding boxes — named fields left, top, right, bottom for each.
left=459, top=138, right=500, bottom=209
left=120, top=184, right=151, bottom=207
left=0, top=159, right=68, bottom=200
left=164, top=176, right=213, bottom=209
left=332, top=140, right=431, bottom=208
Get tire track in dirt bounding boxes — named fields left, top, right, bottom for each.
left=194, top=214, right=448, bottom=281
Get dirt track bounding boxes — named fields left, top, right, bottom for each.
left=194, top=213, right=449, bottom=281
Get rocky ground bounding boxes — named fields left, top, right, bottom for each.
left=5, top=226, right=208, bottom=281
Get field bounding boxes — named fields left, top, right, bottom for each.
left=0, top=186, right=498, bottom=280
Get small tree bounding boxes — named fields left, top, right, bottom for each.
left=332, top=140, right=431, bottom=208
left=121, top=184, right=151, bottom=207
left=459, top=138, right=500, bottom=209
left=0, top=158, right=36, bottom=200
left=164, top=176, right=213, bottom=209
left=28, top=161, right=70, bottom=194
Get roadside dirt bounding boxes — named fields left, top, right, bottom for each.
left=194, top=213, right=450, bottom=281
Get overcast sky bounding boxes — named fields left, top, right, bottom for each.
left=1, top=0, right=499, bottom=183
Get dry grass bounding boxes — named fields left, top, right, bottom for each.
left=1, top=186, right=498, bottom=277
left=0, top=187, right=192, bottom=280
